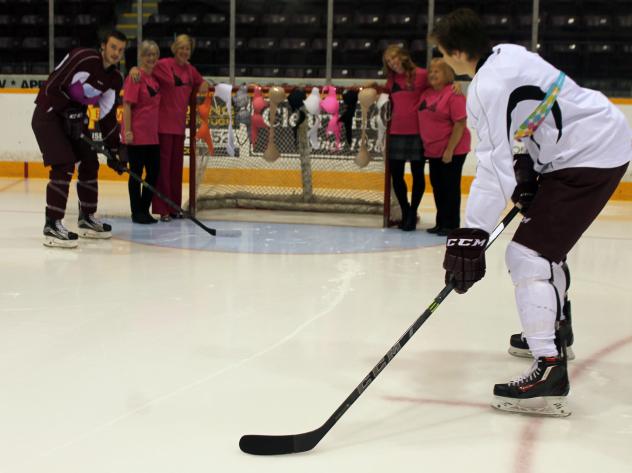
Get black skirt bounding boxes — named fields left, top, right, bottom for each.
left=387, top=134, right=424, bottom=162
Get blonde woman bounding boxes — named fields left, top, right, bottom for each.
left=416, top=58, right=471, bottom=236
left=122, top=40, right=161, bottom=224
left=132, top=34, right=209, bottom=221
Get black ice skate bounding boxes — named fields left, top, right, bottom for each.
left=77, top=212, right=112, bottom=239
left=492, top=356, right=571, bottom=417
left=509, top=301, right=575, bottom=360
left=43, top=218, right=79, bottom=248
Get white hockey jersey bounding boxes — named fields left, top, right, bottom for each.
left=465, top=44, right=632, bottom=233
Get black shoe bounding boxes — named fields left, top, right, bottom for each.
left=170, top=211, right=184, bottom=219
left=436, top=227, right=455, bottom=236
left=144, top=213, right=158, bottom=224
left=401, top=210, right=418, bottom=232
left=132, top=213, right=158, bottom=224
left=492, top=356, right=571, bottom=417
left=426, top=225, right=441, bottom=234
left=397, top=207, right=410, bottom=229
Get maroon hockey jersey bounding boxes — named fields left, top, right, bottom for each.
left=35, top=48, right=124, bottom=149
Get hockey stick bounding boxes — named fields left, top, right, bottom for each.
left=239, top=205, right=521, bottom=455
left=81, top=134, right=241, bottom=237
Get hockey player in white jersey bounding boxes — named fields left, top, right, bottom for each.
left=430, top=8, right=631, bottom=416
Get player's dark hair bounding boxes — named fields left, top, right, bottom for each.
left=102, top=30, right=128, bottom=45
left=429, top=8, right=489, bottom=60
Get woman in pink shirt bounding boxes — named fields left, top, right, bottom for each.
left=383, top=45, right=429, bottom=231
left=153, top=34, right=209, bottom=221
left=133, top=34, right=209, bottom=221
left=122, top=40, right=161, bottom=224
left=417, top=58, right=471, bottom=236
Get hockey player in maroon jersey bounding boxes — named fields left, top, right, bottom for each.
left=31, top=30, right=128, bottom=248
left=430, top=9, right=631, bottom=416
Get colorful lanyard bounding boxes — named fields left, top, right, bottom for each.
left=513, top=71, right=566, bottom=141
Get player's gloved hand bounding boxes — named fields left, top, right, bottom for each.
left=106, top=149, right=128, bottom=175
left=443, top=228, right=489, bottom=294
left=511, top=151, right=539, bottom=215
left=61, top=109, right=85, bottom=140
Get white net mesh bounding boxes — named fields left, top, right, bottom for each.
left=191, top=86, right=397, bottom=223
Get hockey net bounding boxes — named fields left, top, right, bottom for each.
left=187, top=85, right=400, bottom=227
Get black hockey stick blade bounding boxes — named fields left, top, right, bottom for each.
left=80, top=134, right=241, bottom=238
left=239, top=206, right=521, bottom=455
left=240, top=429, right=323, bottom=455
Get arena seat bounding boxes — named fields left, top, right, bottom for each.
left=284, top=67, right=319, bottom=78
left=0, top=15, right=14, bottom=35
left=203, top=14, right=227, bottom=25
left=54, top=36, right=79, bottom=52
left=377, top=39, right=408, bottom=51
left=144, top=14, right=171, bottom=37
left=18, top=14, right=47, bottom=36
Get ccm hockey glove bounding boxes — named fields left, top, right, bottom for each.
left=443, top=228, right=490, bottom=294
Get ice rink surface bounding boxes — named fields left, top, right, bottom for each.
left=1, top=177, right=631, bottom=473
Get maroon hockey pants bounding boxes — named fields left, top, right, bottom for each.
left=32, top=106, right=100, bottom=220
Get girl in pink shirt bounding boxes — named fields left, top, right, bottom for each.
left=122, top=40, right=161, bottom=224
left=417, top=58, right=471, bottom=235
left=383, top=45, right=429, bottom=231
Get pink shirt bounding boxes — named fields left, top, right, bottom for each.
left=153, top=57, right=204, bottom=135
left=417, top=85, right=471, bottom=158
left=122, top=71, right=160, bottom=145
left=386, top=68, right=429, bottom=135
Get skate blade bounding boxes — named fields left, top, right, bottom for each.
left=564, top=346, right=575, bottom=361
left=78, top=229, right=112, bottom=239
left=508, top=346, right=576, bottom=361
left=508, top=347, right=532, bottom=358
left=43, top=236, right=78, bottom=248
left=492, top=395, right=571, bottom=417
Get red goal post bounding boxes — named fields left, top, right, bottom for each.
left=187, top=84, right=401, bottom=227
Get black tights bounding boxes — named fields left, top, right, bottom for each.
left=127, top=144, right=160, bottom=216
left=389, top=158, right=426, bottom=215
